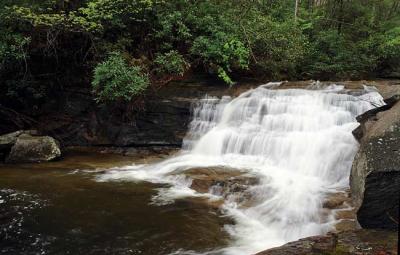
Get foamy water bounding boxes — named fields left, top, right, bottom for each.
left=98, top=82, right=384, bottom=254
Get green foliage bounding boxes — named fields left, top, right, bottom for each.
left=6, top=0, right=158, bottom=33
left=304, top=30, right=369, bottom=78
left=0, top=31, right=30, bottom=70
left=154, top=50, right=189, bottom=76
left=0, top=32, right=37, bottom=104
left=155, top=11, right=192, bottom=51
left=300, top=0, right=400, bottom=79
left=379, top=27, right=400, bottom=59
left=191, top=33, right=249, bottom=85
left=155, top=2, right=250, bottom=84
left=9, top=6, right=67, bottom=28
left=1, top=0, right=400, bottom=107
left=92, top=52, right=149, bottom=103
left=78, top=0, right=157, bottom=32
left=241, top=14, right=309, bottom=78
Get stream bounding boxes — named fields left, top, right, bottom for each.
left=0, top=83, right=384, bottom=255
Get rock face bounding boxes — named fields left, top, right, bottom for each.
left=32, top=80, right=235, bottom=147
left=255, top=229, right=398, bottom=255
left=2, top=80, right=398, bottom=148
left=36, top=88, right=191, bottom=147
left=350, top=95, right=400, bottom=230
left=0, top=131, right=61, bottom=163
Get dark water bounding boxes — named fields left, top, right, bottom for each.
left=0, top=149, right=229, bottom=255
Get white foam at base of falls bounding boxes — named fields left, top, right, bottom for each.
left=97, top=83, right=384, bottom=255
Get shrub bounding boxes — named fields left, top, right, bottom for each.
left=153, top=50, right=189, bottom=76
left=92, top=52, right=149, bottom=103
left=377, top=26, right=400, bottom=74
left=0, top=31, right=30, bottom=72
left=190, top=33, right=249, bottom=85
left=241, top=16, right=309, bottom=79
left=303, top=29, right=381, bottom=79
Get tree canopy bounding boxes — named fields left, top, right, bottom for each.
left=1, top=0, right=399, bottom=105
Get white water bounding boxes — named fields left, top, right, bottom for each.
left=98, top=82, right=384, bottom=255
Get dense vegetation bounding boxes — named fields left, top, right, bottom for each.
left=1, top=0, right=399, bottom=107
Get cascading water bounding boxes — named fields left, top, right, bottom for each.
left=98, top=82, right=384, bottom=255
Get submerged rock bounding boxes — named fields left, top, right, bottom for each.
left=350, top=95, right=400, bottom=230
left=180, top=167, right=259, bottom=207
left=322, top=190, right=359, bottom=232
left=186, top=167, right=257, bottom=190
left=323, top=191, right=351, bottom=210
left=6, top=133, right=61, bottom=163
left=255, top=229, right=398, bottom=255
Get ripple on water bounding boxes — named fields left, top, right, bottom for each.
left=0, top=189, right=52, bottom=254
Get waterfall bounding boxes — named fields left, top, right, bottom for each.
left=98, top=83, right=384, bottom=255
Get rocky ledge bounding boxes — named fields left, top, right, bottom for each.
left=28, top=80, right=236, bottom=147
left=255, top=229, right=398, bottom=255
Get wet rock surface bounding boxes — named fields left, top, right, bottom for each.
left=185, top=167, right=257, bottom=192
left=255, top=229, right=398, bottom=255
left=182, top=167, right=259, bottom=207
left=350, top=94, right=400, bottom=230
left=323, top=190, right=359, bottom=232
left=323, top=191, right=351, bottom=209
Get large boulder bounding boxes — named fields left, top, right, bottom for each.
left=6, top=133, right=61, bottom=163
left=0, top=130, right=39, bottom=160
left=350, top=96, right=400, bottom=230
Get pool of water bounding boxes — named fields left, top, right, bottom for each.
left=0, top=149, right=230, bottom=255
